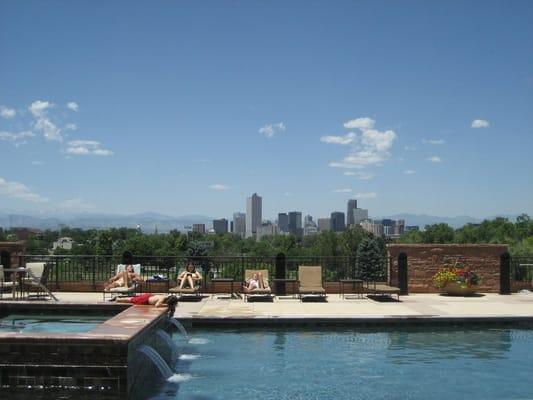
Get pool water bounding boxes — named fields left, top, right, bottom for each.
left=0, top=314, right=109, bottom=333
left=153, top=327, right=533, bottom=400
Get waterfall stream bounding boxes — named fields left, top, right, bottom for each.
left=137, top=344, right=173, bottom=380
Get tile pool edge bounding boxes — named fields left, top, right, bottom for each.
left=177, top=314, right=533, bottom=328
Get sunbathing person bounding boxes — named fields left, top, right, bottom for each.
left=114, top=293, right=179, bottom=316
left=105, top=264, right=140, bottom=290
left=243, top=272, right=269, bottom=293
left=177, top=262, right=202, bottom=289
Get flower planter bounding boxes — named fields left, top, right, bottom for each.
left=444, top=282, right=477, bottom=296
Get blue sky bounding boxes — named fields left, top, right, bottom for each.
left=1, top=0, right=532, bottom=220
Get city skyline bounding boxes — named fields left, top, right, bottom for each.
left=1, top=1, right=532, bottom=219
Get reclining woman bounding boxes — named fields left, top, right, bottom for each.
left=114, top=294, right=179, bottom=316
left=177, top=262, right=202, bottom=289
left=243, top=272, right=269, bottom=293
left=104, top=265, right=140, bottom=291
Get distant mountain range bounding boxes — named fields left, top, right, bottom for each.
left=0, top=211, right=521, bottom=232
left=0, top=212, right=214, bottom=233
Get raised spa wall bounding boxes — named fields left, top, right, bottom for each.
left=0, top=302, right=171, bottom=399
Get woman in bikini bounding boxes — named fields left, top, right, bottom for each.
left=243, top=272, right=268, bottom=292
left=177, top=262, right=202, bottom=289
left=114, top=294, right=179, bottom=316
left=104, top=264, right=140, bottom=290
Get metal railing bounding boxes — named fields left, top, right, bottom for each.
left=18, top=254, right=384, bottom=291
left=511, top=256, right=533, bottom=283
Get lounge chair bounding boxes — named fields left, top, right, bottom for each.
left=242, top=269, right=273, bottom=302
left=0, top=265, right=17, bottom=300
left=168, top=267, right=203, bottom=298
left=298, top=266, right=326, bottom=301
left=366, top=281, right=401, bottom=301
left=23, top=262, right=58, bottom=301
left=102, top=264, right=141, bottom=301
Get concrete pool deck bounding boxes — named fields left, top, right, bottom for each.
left=47, top=292, right=533, bottom=323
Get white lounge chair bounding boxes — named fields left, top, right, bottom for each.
left=23, top=262, right=58, bottom=301
left=102, top=264, right=142, bottom=300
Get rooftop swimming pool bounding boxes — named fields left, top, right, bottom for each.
left=0, top=314, right=110, bottom=333
left=150, top=327, right=533, bottom=400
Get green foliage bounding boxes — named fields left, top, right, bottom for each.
left=397, top=215, right=532, bottom=256
left=356, top=237, right=385, bottom=281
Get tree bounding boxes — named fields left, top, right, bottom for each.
left=422, top=223, right=455, bottom=243
left=356, top=237, right=385, bottom=280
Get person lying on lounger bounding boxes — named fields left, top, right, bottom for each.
left=114, top=293, right=179, bottom=316
left=104, top=265, right=140, bottom=290
left=243, top=272, right=269, bottom=292
left=177, top=262, right=202, bottom=289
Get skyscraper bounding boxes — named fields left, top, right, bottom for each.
left=277, top=213, right=289, bottom=233
left=233, top=212, right=246, bottom=238
left=353, top=208, right=369, bottom=225
left=212, top=218, right=228, bottom=234
left=317, top=218, right=331, bottom=232
left=288, top=211, right=303, bottom=237
left=347, top=199, right=357, bottom=226
left=330, top=212, right=346, bottom=232
left=246, top=193, right=262, bottom=238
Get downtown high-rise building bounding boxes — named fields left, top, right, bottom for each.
left=317, top=218, right=331, bottom=232
left=288, top=211, right=303, bottom=237
left=233, top=212, right=246, bottom=238
left=277, top=213, right=289, bottom=233
left=246, top=193, right=262, bottom=238
left=212, top=218, right=228, bottom=234
left=353, top=208, right=369, bottom=225
left=330, top=211, right=346, bottom=232
left=347, top=199, right=358, bottom=226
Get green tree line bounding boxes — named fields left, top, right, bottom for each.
left=1, top=214, right=531, bottom=258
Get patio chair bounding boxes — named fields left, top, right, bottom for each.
left=102, top=264, right=141, bottom=301
left=23, top=262, right=58, bottom=301
left=168, top=267, right=203, bottom=298
left=242, top=269, right=273, bottom=302
left=366, top=281, right=401, bottom=301
left=0, top=265, right=17, bottom=300
left=298, top=266, right=326, bottom=300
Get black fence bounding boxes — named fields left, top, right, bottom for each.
left=18, top=254, right=389, bottom=291
left=511, top=256, right=533, bottom=283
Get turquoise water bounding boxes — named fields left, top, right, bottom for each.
left=152, top=328, right=533, bottom=400
left=0, top=314, right=109, bottom=333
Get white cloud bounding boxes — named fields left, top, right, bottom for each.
left=29, top=100, right=54, bottom=117
left=259, top=122, right=286, bottom=138
left=423, top=139, right=445, bottom=145
left=343, top=117, right=375, bottom=130
left=65, top=123, right=77, bottom=131
left=355, top=192, right=377, bottom=199
left=59, top=197, right=94, bottom=211
left=428, top=156, right=442, bottom=163
left=320, top=132, right=356, bottom=145
left=404, top=145, right=416, bottom=151
left=343, top=171, right=374, bottom=180
left=66, top=140, right=113, bottom=156
left=403, top=169, right=416, bottom=175
left=34, top=117, right=62, bottom=141
left=334, top=188, right=352, bottom=193
left=209, top=184, right=229, bottom=191
left=326, top=117, right=397, bottom=170
left=0, top=130, right=36, bottom=146
left=31, top=161, right=44, bottom=166
left=0, top=106, right=16, bottom=119
left=0, top=177, right=49, bottom=203
left=471, top=119, right=490, bottom=128
left=67, top=102, right=79, bottom=112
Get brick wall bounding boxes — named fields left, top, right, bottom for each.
left=387, top=244, right=508, bottom=293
